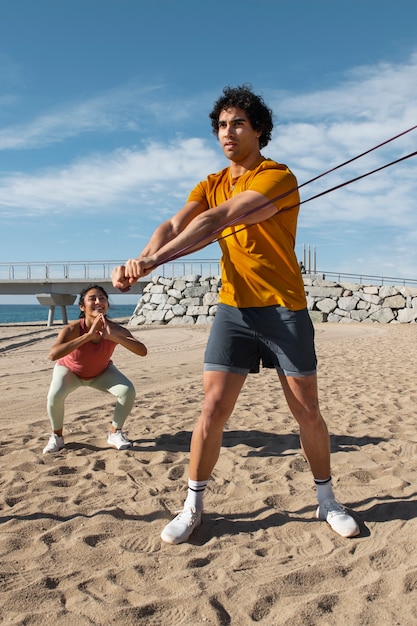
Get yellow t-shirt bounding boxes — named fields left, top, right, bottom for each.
left=187, top=156, right=306, bottom=310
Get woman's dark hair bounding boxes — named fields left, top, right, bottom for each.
left=78, top=285, right=109, bottom=318
left=209, top=84, right=273, bottom=149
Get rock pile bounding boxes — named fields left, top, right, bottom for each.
left=304, top=276, right=417, bottom=323
left=129, top=275, right=220, bottom=326
left=128, top=274, right=417, bottom=326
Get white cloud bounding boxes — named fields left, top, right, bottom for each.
left=274, top=52, right=417, bottom=122
left=0, top=81, right=210, bottom=151
left=0, top=138, right=222, bottom=216
left=263, top=55, right=417, bottom=246
left=0, top=83, right=189, bottom=150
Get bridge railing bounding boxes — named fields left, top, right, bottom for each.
left=315, top=271, right=417, bottom=287
left=0, top=260, right=222, bottom=281
left=1, top=260, right=416, bottom=287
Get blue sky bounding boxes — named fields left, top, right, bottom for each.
left=1, top=0, right=417, bottom=304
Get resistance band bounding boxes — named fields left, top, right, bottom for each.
left=142, top=124, right=417, bottom=269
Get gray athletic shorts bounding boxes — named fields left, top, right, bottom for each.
left=204, top=303, right=317, bottom=377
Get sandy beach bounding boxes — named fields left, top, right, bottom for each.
left=1, top=320, right=417, bottom=625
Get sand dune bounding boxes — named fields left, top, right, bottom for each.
left=1, top=322, right=417, bottom=625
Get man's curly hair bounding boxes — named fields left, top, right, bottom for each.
left=209, top=84, right=273, bottom=149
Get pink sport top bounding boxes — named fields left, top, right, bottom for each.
left=58, top=318, right=117, bottom=380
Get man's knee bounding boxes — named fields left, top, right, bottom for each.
left=198, top=403, right=230, bottom=438
left=293, top=404, right=324, bottom=428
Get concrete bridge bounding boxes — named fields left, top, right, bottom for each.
left=0, top=259, right=221, bottom=325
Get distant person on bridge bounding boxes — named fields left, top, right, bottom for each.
left=112, top=84, right=360, bottom=543
left=43, top=285, right=147, bottom=454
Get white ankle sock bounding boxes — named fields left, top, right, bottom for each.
left=315, top=477, right=334, bottom=504
left=185, top=479, right=208, bottom=510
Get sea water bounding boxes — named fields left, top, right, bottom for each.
left=0, top=304, right=136, bottom=325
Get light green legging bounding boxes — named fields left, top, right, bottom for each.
left=47, top=363, right=136, bottom=431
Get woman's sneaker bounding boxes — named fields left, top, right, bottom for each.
left=43, top=433, right=65, bottom=454
left=160, top=506, right=202, bottom=544
left=107, top=430, right=132, bottom=450
left=316, top=497, right=360, bottom=537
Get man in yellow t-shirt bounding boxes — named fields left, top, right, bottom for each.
left=112, top=85, right=360, bottom=543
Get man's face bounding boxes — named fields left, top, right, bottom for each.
left=218, top=106, right=260, bottom=163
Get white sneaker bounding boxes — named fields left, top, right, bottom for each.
left=316, top=497, right=360, bottom=537
left=43, top=433, right=65, bottom=454
left=161, top=506, right=202, bottom=545
left=107, top=430, right=132, bottom=450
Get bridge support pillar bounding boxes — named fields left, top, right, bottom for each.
left=36, top=294, right=77, bottom=326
